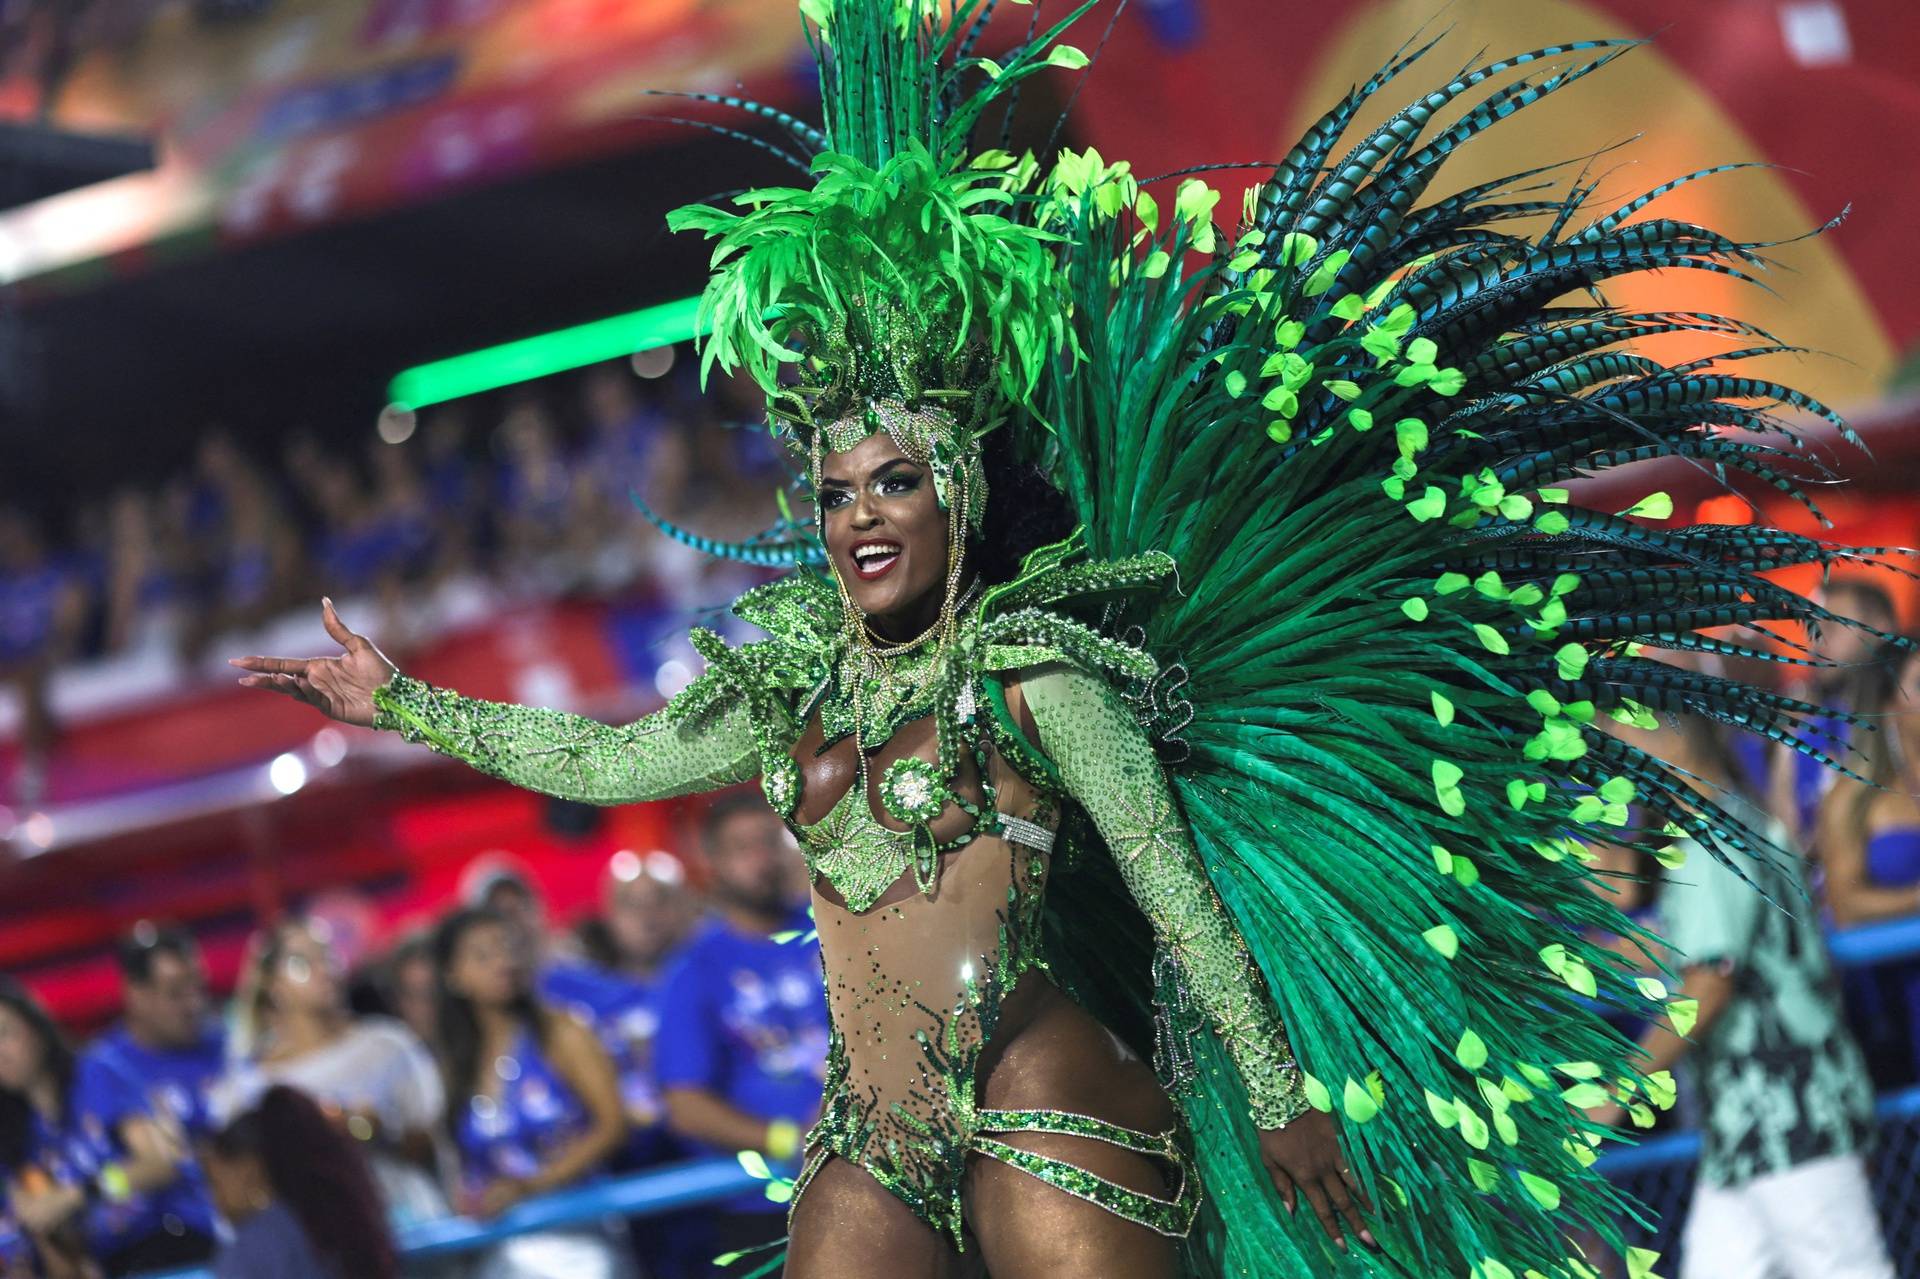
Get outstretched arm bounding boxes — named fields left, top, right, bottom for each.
left=1021, top=661, right=1374, bottom=1252
left=370, top=670, right=758, bottom=805
left=233, top=599, right=760, bottom=805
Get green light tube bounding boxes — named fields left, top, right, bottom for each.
left=388, top=294, right=707, bottom=409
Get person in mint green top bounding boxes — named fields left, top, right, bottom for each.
left=1596, top=708, right=1888, bottom=1279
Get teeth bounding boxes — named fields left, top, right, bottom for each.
left=854, top=544, right=901, bottom=564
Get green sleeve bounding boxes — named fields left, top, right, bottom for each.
left=1022, top=662, right=1312, bottom=1129
left=369, top=671, right=760, bottom=805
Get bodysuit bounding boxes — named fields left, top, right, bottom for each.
left=370, top=563, right=1309, bottom=1247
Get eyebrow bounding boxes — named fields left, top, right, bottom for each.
left=818, top=457, right=922, bottom=488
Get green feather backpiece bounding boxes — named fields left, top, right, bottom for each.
left=1035, top=32, right=1910, bottom=1279
left=661, top=5, right=1911, bottom=1277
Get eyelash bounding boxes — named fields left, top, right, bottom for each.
left=821, top=472, right=919, bottom=510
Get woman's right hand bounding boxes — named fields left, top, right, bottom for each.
left=229, top=598, right=398, bottom=728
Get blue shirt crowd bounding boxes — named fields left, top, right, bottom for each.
left=1, top=833, right=830, bottom=1279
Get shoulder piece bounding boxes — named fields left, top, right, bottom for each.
left=666, top=572, right=846, bottom=816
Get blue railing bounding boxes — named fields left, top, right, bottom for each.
left=142, top=1155, right=765, bottom=1278
left=130, top=917, right=1920, bottom=1277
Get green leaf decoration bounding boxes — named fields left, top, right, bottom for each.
left=1456, top=1028, right=1488, bottom=1070
left=1619, top=491, right=1674, bottom=520
left=1627, top=1247, right=1664, bottom=1279
left=1458, top=1105, right=1491, bottom=1149
left=1302, top=1073, right=1334, bottom=1112
left=1276, top=231, right=1317, bottom=266
left=1466, top=1158, right=1499, bottom=1192
left=1401, top=596, right=1429, bottom=621
left=737, top=1149, right=772, bottom=1180
left=1046, top=44, right=1091, bottom=69
left=1472, top=623, right=1510, bottom=655
left=1407, top=486, right=1447, bottom=522
left=1519, top=1172, right=1561, bottom=1210
left=1669, top=997, right=1700, bottom=1037
left=1432, top=691, right=1455, bottom=725
left=1343, top=1077, right=1380, bottom=1122
left=1560, top=1082, right=1610, bottom=1109
left=1423, top=924, right=1460, bottom=959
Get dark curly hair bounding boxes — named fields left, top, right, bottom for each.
left=972, top=424, right=1078, bottom=585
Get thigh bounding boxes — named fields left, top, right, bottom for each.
left=784, top=1152, right=967, bottom=1279
left=1752, top=1156, right=1894, bottom=1279
left=964, top=1133, right=1181, bottom=1279
left=1680, top=1179, right=1782, bottom=1279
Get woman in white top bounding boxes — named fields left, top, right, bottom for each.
left=215, top=918, right=451, bottom=1230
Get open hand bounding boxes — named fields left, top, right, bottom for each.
left=1259, top=1109, right=1377, bottom=1253
left=229, top=598, right=397, bottom=728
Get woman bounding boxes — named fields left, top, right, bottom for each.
left=231, top=4, right=1899, bottom=1275
left=432, top=907, right=634, bottom=1279
left=1818, top=638, right=1920, bottom=1082
left=0, top=979, right=209, bottom=1278
left=200, top=1085, right=398, bottom=1279
left=214, top=918, right=450, bottom=1230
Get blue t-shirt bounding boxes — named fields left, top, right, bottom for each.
left=80, top=1023, right=227, bottom=1142
left=214, top=1200, right=336, bottom=1279
left=30, top=1055, right=218, bottom=1258
left=654, top=909, right=828, bottom=1213
left=453, top=1026, right=594, bottom=1193
left=540, top=962, right=677, bottom=1167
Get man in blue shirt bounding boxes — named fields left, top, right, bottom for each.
left=657, top=793, right=828, bottom=1265
left=74, top=923, right=225, bottom=1273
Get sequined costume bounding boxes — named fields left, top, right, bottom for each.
left=367, top=3, right=1908, bottom=1275
left=374, top=556, right=1303, bottom=1246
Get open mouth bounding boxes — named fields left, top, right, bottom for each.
left=850, top=540, right=902, bottom=581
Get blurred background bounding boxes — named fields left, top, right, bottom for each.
left=1, top=1, right=1919, bottom=1276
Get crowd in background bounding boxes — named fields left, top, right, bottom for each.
left=0, top=356, right=788, bottom=809
left=0, top=788, right=827, bottom=1279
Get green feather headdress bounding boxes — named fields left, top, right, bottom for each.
left=665, top=0, right=1096, bottom=527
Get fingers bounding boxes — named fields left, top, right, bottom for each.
left=320, top=596, right=363, bottom=652
left=1298, top=1176, right=1345, bottom=1251
left=1341, top=1163, right=1374, bottom=1214
left=1322, top=1172, right=1374, bottom=1249
left=229, top=655, right=310, bottom=676
left=1270, top=1165, right=1296, bottom=1216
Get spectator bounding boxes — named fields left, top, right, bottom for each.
left=557, top=850, right=695, bottom=1163
left=200, top=1085, right=399, bottom=1279
left=433, top=907, right=634, bottom=1279
left=0, top=977, right=213, bottom=1276
left=0, top=510, right=87, bottom=807
left=219, top=917, right=450, bottom=1231
left=380, top=932, right=442, bottom=1048
left=1595, top=709, right=1890, bottom=1279
left=1768, top=580, right=1898, bottom=850
left=656, top=794, right=829, bottom=1266
left=86, top=924, right=226, bottom=1136
left=1818, top=634, right=1920, bottom=1084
